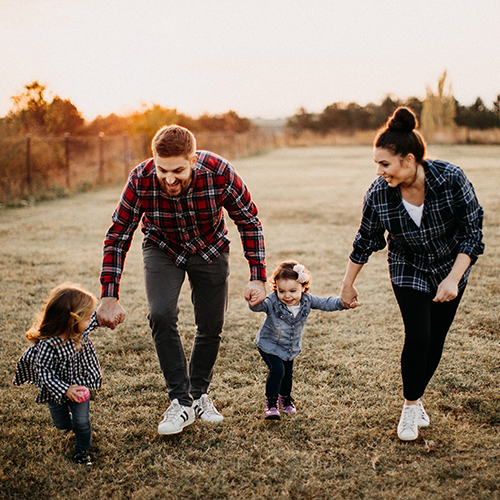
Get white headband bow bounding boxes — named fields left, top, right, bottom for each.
left=293, top=264, right=308, bottom=284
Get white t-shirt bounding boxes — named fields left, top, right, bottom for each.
left=287, top=305, right=301, bottom=317
left=402, top=199, right=424, bottom=227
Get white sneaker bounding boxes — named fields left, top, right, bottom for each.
left=417, top=399, right=430, bottom=427
left=158, top=399, right=195, bottom=435
left=193, top=394, right=224, bottom=422
left=397, top=404, right=419, bottom=441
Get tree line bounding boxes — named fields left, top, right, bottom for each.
left=2, top=74, right=500, bottom=140
left=288, top=73, right=500, bottom=135
left=0, top=81, right=253, bottom=139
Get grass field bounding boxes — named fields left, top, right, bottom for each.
left=1, top=145, right=499, bottom=500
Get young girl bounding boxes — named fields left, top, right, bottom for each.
left=13, top=282, right=103, bottom=466
left=249, top=261, right=357, bottom=419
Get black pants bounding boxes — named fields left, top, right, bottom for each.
left=143, top=241, right=229, bottom=406
left=392, top=284, right=464, bottom=401
left=258, top=348, right=294, bottom=399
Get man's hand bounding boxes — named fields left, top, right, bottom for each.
left=96, top=297, right=126, bottom=330
left=244, top=280, right=266, bottom=306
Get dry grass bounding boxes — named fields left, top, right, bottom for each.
left=1, top=145, right=499, bottom=500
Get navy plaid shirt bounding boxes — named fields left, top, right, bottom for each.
left=13, top=313, right=102, bottom=403
left=350, top=159, right=484, bottom=293
left=101, top=151, right=266, bottom=298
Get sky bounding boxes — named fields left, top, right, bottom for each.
left=1, top=0, right=499, bottom=122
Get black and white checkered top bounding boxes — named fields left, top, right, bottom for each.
left=13, top=312, right=102, bottom=403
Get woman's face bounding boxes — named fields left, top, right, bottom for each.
left=373, top=148, right=413, bottom=188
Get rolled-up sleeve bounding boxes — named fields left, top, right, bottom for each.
left=349, top=191, right=387, bottom=265
left=453, top=170, right=484, bottom=264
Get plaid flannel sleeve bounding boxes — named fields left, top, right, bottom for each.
left=350, top=190, right=387, bottom=265
left=452, top=170, right=485, bottom=263
left=223, top=166, right=266, bottom=281
left=100, top=180, right=143, bottom=298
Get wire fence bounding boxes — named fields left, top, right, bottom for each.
left=0, top=130, right=283, bottom=205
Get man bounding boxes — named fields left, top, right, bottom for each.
left=97, top=125, right=266, bottom=435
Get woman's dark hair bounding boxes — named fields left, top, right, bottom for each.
left=374, top=107, right=426, bottom=163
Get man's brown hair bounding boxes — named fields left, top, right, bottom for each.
left=151, top=125, right=196, bottom=159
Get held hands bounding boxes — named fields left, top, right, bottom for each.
left=96, top=297, right=126, bottom=330
left=340, top=283, right=360, bottom=309
left=244, top=280, right=266, bottom=306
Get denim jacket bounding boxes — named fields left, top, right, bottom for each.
left=250, top=292, right=345, bottom=361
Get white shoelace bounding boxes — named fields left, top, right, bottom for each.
left=199, top=395, right=220, bottom=415
left=162, top=401, right=189, bottom=422
left=399, top=405, right=418, bottom=431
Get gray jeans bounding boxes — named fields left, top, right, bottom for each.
left=143, top=241, right=229, bottom=406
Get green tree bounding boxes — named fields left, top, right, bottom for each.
left=45, top=97, right=85, bottom=135
left=130, top=104, right=179, bottom=137
left=85, top=113, right=131, bottom=135
left=287, top=107, right=319, bottom=134
left=455, top=97, right=500, bottom=129
left=196, top=111, right=252, bottom=133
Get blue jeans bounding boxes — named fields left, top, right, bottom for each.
left=258, top=348, right=294, bottom=399
left=143, top=241, right=230, bottom=406
left=48, top=399, right=91, bottom=451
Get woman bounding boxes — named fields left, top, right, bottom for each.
left=340, top=107, right=484, bottom=441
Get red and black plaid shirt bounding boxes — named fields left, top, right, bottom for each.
left=100, top=151, right=266, bottom=298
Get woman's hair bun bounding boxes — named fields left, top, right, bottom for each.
left=387, top=107, right=417, bottom=133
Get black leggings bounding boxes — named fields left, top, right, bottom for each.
left=392, top=284, right=464, bottom=401
left=258, top=348, right=294, bottom=399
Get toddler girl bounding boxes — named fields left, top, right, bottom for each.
left=13, top=282, right=103, bottom=466
left=249, top=260, right=357, bottom=419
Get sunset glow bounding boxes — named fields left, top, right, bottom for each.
left=1, top=0, right=499, bottom=121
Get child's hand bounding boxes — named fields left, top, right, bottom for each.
left=347, top=298, right=360, bottom=309
left=97, top=297, right=126, bottom=330
left=66, top=385, right=90, bottom=403
left=245, top=280, right=266, bottom=306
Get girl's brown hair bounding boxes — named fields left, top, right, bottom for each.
left=374, top=106, right=426, bottom=163
left=26, top=282, right=96, bottom=350
left=271, top=260, right=311, bottom=294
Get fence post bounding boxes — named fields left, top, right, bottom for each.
left=98, top=132, right=104, bottom=183
left=65, top=133, right=71, bottom=188
left=26, top=134, right=32, bottom=194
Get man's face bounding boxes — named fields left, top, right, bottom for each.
left=154, top=154, right=196, bottom=197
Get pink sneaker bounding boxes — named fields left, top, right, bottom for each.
left=265, top=397, right=280, bottom=420
left=278, top=395, right=297, bottom=415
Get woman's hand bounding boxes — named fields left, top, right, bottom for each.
left=433, top=253, right=471, bottom=303
left=433, top=276, right=459, bottom=303
left=340, top=259, right=364, bottom=308
left=340, top=283, right=360, bottom=309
